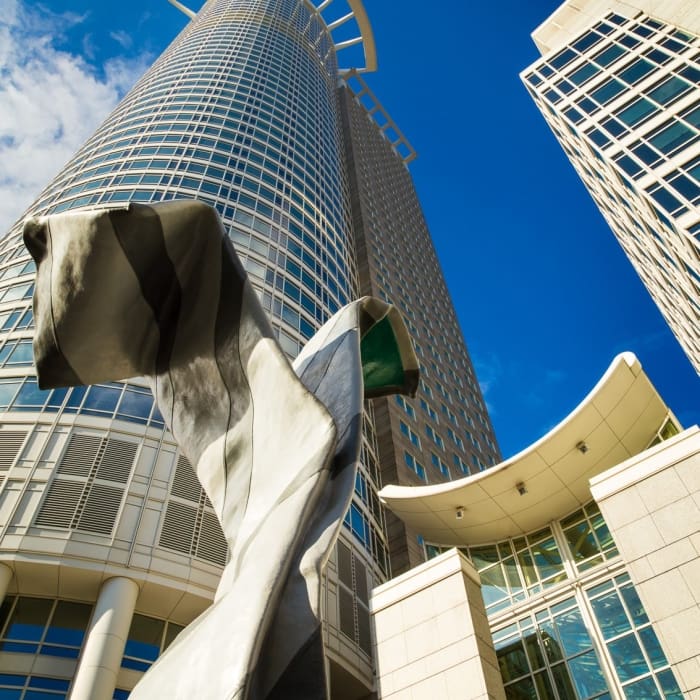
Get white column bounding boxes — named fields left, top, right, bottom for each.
left=0, top=563, right=12, bottom=602
left=71, top=576, right=139, bottom=700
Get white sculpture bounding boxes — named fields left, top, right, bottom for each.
left=24, top=200, right=419, bottom=699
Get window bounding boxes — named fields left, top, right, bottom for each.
left=0, top=596, right=92, bottom=659
left=399, top=421, right=420, bottom=448
left=122, top=614, right=184, bottom=671
left=647, top=76, right=691, bottom=106
left=561, top=502, right=618, bottom=571
left=616, top=97, right=657, bottom=127
left=587, top=574, right=682, bottom=698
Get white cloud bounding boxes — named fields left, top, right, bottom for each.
left=110, top=29, right=133, bottom=50
left=0, top=2, right=151, bottom=234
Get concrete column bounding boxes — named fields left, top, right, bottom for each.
left=71, top=576, right=139, bottom=700
left=371, top=548, right=505, bottom=700
left=0, top=563, right=13, bottom=603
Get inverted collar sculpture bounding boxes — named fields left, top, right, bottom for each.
left=24, top=199, right=419, bottom=699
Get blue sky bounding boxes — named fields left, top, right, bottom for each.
left=0, top=0, right=698, bottom=457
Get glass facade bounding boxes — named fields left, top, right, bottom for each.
left=0, top=0, right=501, bottom=695
left=426, top=498, right=683, bottom=699
left=522, top=9, right=700, bottom=372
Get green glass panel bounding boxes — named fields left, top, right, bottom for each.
left=590, top=591, right=631, bottom=639
left=623, top=676, right=661, bottom=699
left=657, top=669, right=683, bottom=699
left=608, top=633, right=649, bottom=681
left=638, top=627, right=667, bottom=669
left=591, top=515, right=615, bottom=551
left=505, top=677, right=537, bottom=700
left=360, top=316, right=405, bottom=395
left=552, top=663, right=577, bottom=700
left=554, top=609, right=593, bottom=656
left=534, top=670, right=556, bottom=700
left=497, top=639, right=530, bottom=683
left=620, top=585, right=649, bottom=626
left=568, top=650, right=609, bottom=698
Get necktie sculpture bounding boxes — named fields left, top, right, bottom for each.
left=24, top=199, right=419, bottom=699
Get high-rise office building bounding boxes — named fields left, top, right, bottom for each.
left=0, top=1, right=498, bottom=698
left=521, top=0, right=700, bottom=373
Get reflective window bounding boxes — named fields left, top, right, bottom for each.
left=122, top=614, right=184, bottom=672
left=587, top=574, right=682, bottom=698
left=494, top=598, right=609, bottom=700
left=0, top=596, right=92, bottom=659
left=561, top=502, right=618, bottom=571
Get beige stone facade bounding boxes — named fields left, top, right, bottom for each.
left=591, top=427, right=700, bottom=698
left=371, top=549, right=505, bottom=700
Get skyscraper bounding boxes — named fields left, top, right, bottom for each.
left=0, top=1, right=498, bottom=697
left=521, top=0, right=700, bottom=374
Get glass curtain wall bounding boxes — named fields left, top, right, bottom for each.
left=426, top=501, right=682, bottom=700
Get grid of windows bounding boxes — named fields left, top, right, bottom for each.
left=0, top=0, right=392, bottom=677
left=522, top=10, right=700, bottom=372
left=425, top=493, right=684, bottom=699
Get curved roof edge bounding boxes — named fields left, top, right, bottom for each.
left=379, top=352, right=675, bottom=546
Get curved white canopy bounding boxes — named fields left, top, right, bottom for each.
left=379, top=352, right=673, bottom=546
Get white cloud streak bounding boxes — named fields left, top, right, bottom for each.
left=0, top=1, right=151, bottom=233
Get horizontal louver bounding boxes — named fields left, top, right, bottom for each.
left=57, top=434, right=101, bottom=477
left=96, top=439, right=137, bottom=484
left=34, top=432, right=135, bottom=536
left=159, top=500, right=197, bottom=554
left=171, top=456, right=202, bottom=502
left=35, top=479, right=83, bottom=528
left=77, top=483, right=123, bottom=535
left=0, top=430, right=27, bottom=472
left=196, top=511, right=228, bottom=566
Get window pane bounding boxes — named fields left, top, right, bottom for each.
left=44, top=602, right=92, bottom=647
left=497, top=639, right=529, bottom=683
left=617, top=98, right=657, bottom=127
left=551, top=663, right=577, bottom=700
left=590, top=591, right=631, bottom=639
left=531, top=537, right=564, bottom=580
left=608, top=633, right=649, bottom=681
left=117, top=387, right=153, bottom=422
left=618, top=58, right=655, bottom=85
left=623, top=676, right=661, bottom=699
left=480, top=565, right=508, bottom=607
left=638, top=627, right=667, bottom=669
left=3, top=598, right=52, bottom=642
left=553, top=609, right=591, bottom=656
left=82, top=385, right=122, bottom=414
left=648, top=76, right=690, bottom=105
left=504, top=676, right=537, bottom=699
left=13, top=381, right=48, bottom=410
left=124, top=614, right=164, bottom=662
left=568, top=650, right=608, bottom=698
left=621, top=584, right=649, bottom=626
left=649, top=121, right=695, bottom=154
